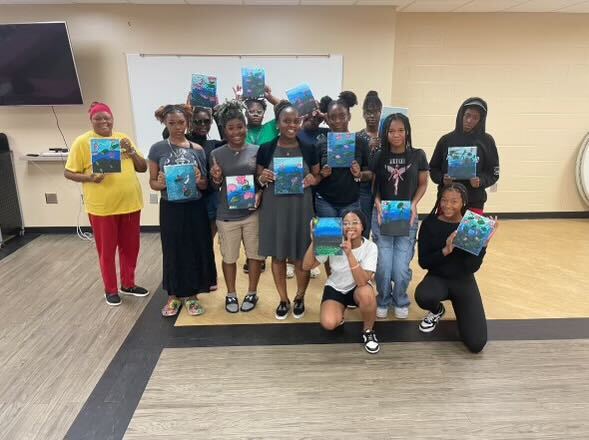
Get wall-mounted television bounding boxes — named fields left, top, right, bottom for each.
left=0, top=22, right=83, bottom=106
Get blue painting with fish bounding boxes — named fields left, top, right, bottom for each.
left=164, top=164, right=198, bottom=201
left=454, top=209, right=495, bottom=256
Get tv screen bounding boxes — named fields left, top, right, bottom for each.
left=0, top=22, right=83, bottom=106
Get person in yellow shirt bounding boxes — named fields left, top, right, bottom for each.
left=64, top=102, right=149, bottom=306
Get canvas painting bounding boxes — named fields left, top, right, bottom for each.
left=226, top=175, right=256, bottom=209
left=327, top=132, right=356, bottom=168
left=90, top=138, right=121, bottom=174
left=286, top=83, right=317, bottom=116
left=164, top=164, right=198, bottom=201
left=380, top=199, right=411, bottom=236
left=274, top=157, right=304, bottom=195
left=314, top=217, right=343, bottom=256
left=191, top=74, right=217, bottom=108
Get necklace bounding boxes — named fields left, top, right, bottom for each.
left=167, top=138, right=191, bottom=161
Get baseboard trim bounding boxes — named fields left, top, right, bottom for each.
left=24, top=212, right=589, bottom=235
left=26, top=226, right=160, bottom=234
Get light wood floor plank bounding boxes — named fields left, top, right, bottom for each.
left=125, top=340, right=589, bottom=440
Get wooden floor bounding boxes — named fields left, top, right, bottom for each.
left=125, top=340, right=589, bottom=439
left=0, top=234, right=162, bottom=440
left=177, top=219, right=589, bottom=326
left=0, top=219, right=588, bottom=439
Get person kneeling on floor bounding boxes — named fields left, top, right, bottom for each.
left=302, top=209, right=380, bottom=354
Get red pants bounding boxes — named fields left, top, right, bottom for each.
left=89, top=211, right=141, bottom=294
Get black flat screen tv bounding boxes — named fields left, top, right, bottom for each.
left=0, top=22, right=83, bottom=106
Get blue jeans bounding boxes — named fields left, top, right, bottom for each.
left=314, top=194, right=361, bottom=217
left=358, top=184, right=373, bottom=238
left=372, top=214, right=418, bottom=309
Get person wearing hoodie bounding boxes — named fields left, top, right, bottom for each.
left=429, top=97, right=500, bottom=214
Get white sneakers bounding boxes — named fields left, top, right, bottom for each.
left=376, top=306, right=410, bottom=319
left=394, top=306, right=409, bottom=319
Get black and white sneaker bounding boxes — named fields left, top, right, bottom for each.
left=119, top=285, right=150, bottom=297
left=419, top=303, right=446, bottom=333
left=105, top=293, right=122, bottom=306
left=293, top=296, right=305, bottom=319
left=275, top=301, right=290, bottom=320
left=225, top=296, right=239, bottom=313
left=362, top=329, right=380, bottom=354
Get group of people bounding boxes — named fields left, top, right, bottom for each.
left=64, top=86, right=500, bottom=355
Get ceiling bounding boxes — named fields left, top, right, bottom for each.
left=1, top=0, right=589, bottom=13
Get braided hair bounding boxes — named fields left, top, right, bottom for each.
left=274, top=99, right=297, bottom=121
left=429, top=182, right=469, bottom=218
left=375, top=113, right=413, bottom=190
left=362, top=90, right=382, bottom=112
left=154, top=104, right=192, bottom=124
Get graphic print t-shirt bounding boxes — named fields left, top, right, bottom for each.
left=374, top=148, right=429, bottom=201
left=148, top=140, right=207, bottom=201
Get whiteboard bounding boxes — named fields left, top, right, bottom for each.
left=575, top=132, right=589, bottom=207
left=126, top=54, right=343, bottom=154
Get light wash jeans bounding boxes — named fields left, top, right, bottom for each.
left=371, top=206, right=418, bottom=309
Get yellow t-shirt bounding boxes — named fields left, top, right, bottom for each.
left=65, top=130, right=144, bottom=216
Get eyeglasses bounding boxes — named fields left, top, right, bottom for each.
left=343, top=221, right=362, bottom=227
left=193, top=119, right=211, bottom=125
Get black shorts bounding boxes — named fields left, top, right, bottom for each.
left=321, top=285, right=358, bottom=308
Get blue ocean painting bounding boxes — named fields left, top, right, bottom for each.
left=327, top=132, right=356, bottom=168
left=226, top=175, right=255, bottom=209
left=380, top=199, right=411, bottom=236
left=454, top=210, right=495, bottom=256
left=191, top=74, right=217, bottom=108
left=164, top=164, right=198, bottom=201
left=274, top=157, right=304, bottom=195
left=286, top=83, right=316, bottom=116
left=379, top=106, right=409, bottom=133
left=90, top=138, right=121, bottom=174
left=241, top=67, right=265, bottom=99
left=314, top=217, right=343, bottom=256
left=447, top=146, right=478, bottom=180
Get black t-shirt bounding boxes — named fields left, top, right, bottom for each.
left=316, top=133, right=370, bottom=205
left=373, top=147, right=429, bottom=201
left=417, top=216, right=486, bottom=279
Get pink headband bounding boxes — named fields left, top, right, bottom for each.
left=89, top=103, right=113, bottom=119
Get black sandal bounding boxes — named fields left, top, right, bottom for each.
left=240, top=293, right=259, bottom=312
left=225, top=296, right=239, bottom=313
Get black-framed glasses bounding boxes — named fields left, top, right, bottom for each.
left=193, top=119, right=212, bottom=125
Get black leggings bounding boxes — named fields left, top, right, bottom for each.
left=415, top=273, right=487, bottom=353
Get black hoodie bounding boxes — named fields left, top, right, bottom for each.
left=429, top=97, right=500, bottom=209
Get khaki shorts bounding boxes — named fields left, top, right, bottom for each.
left=216, top=211, right=263, bottom=264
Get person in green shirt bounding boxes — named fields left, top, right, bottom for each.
left=233, top=84, right=280, bottom=146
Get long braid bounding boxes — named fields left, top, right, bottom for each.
left=429, top=182, right=469, bottom=218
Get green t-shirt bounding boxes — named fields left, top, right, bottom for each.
left=247, top=120, right=279, bottom=146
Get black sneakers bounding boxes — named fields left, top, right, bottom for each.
left=293, top=295, right=305, bottom=319
left=275, top=301, right=290, bottom=320
left=105, top=293, right=121, bottom=306
left=119, top=285, right=150, bottom=297
left=362, top=329, right=380, bottom=354
left=419, top=303, right=446, bottom=333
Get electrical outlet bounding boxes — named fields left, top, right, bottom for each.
left=149, top=193, right=159, bottom=204
left=45, top=193, right=58, bottom=204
